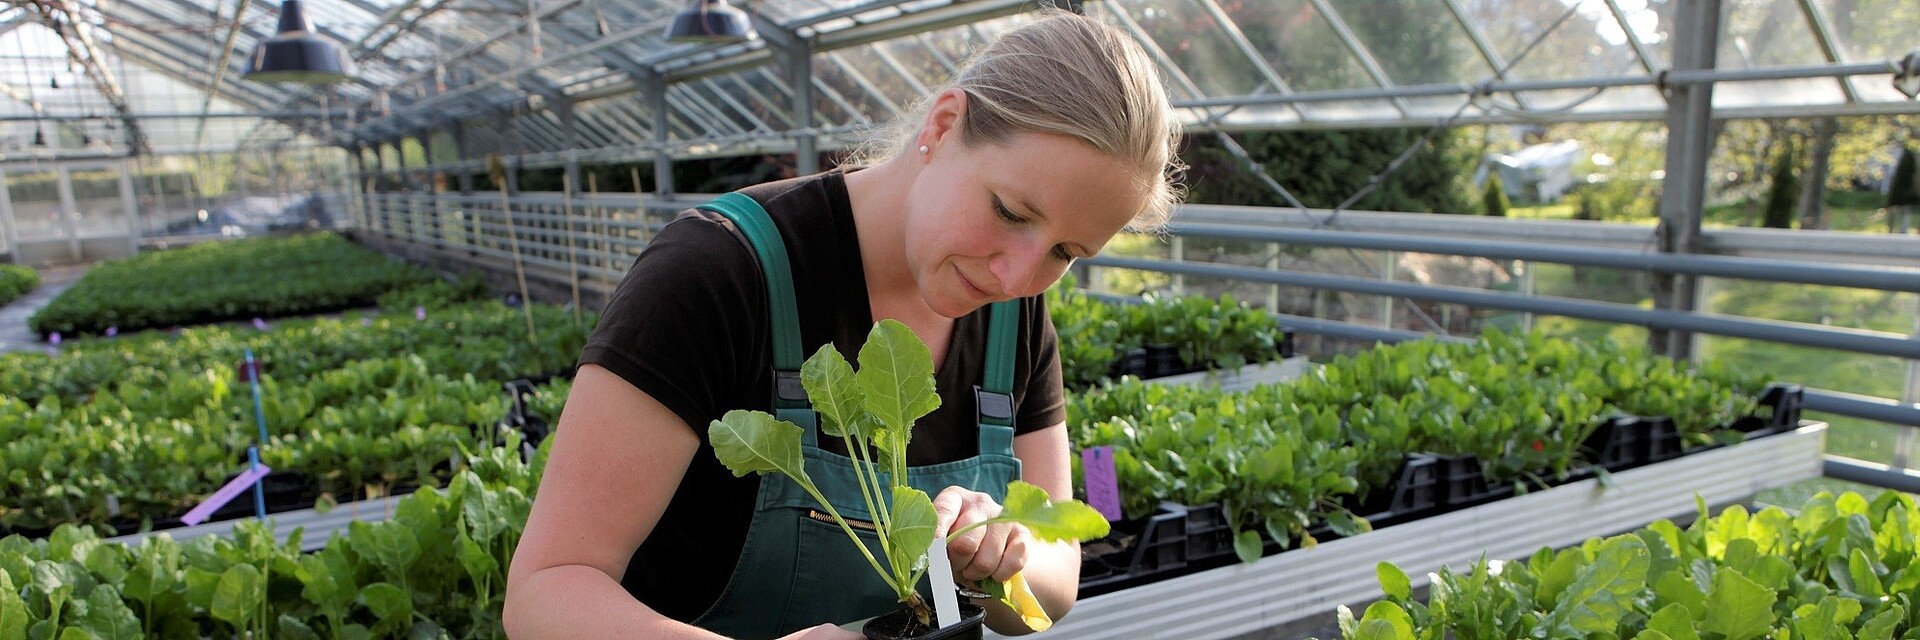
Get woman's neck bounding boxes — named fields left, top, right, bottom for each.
left=842, top=156, right=927, bottom=315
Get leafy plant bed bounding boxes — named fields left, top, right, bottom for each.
left=28, top=232, right=452, bottom=337
left=1337, top=485, right=1914, bottom=640
left=3, top=441, right=538, bottom=639
left=1039, top=423, right=1827, bottom=640
left=1049, top=279, right=1294, bottom=390
left=1069, top=331, right=1778, bottom=573
left=0, top=302, right=590, bottom=533
left=1075, top=414, right=1814, bottom=597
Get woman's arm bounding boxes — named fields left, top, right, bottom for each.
left=502, top=364, right=726, bottom=640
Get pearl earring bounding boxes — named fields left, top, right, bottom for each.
left=918, top=145, right=929, bottom=155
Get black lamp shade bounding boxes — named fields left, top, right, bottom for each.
left=244, top=0, right=355, bottom=84
left=665, top=0, right=756, bottom=44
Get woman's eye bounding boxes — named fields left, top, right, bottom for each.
left=992, top=197, right=1024, bottom=223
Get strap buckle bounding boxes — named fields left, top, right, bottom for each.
left=775, top=370, right=808, bottom=404
left=973, top=385, right=1013, bottom=423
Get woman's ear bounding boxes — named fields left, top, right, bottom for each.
left=917, top=88, right=969, bottom=154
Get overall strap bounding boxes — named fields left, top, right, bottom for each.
left=696, top=193, right=819, bottom=442
left=974, top=300, right=1020, bottom=457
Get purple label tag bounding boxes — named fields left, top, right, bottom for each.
left=49, top=332, right=61, bottom=346
left=415, top=306, right=427, bottom=321
left=252, top=317, right=269, bottom=331
left=1081, top=446, right=1122, bottom=522
left=105, top=326, right=118, bottom=338
left=362, top=316, right=374, bottom=327
left=181, top=464, right=273, bottom=526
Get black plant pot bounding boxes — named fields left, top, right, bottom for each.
left=863, top=602, right=985, bottom=640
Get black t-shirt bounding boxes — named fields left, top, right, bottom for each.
left=577, top=170, right=1067, bottom=623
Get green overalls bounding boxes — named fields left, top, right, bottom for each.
left=687, top=193, right=1023, bottom=639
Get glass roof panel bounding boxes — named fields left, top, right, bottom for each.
left=1206, top=0, right=1376, bottom=93
left=823, top=48, right=919, bottom=118
left=1331, top=0, right=1495, bottom=86
left=1719, top=0, right=1826, bottom=68
left=1466, top=0, right=1645, bottom=82
left=1104, top=0, right=1269, bottom=99
left=1811, top=0, right=1920, bottom=61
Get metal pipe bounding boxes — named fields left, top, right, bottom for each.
left=1174, top=61, right=1899, bottom=109
left=1161, top=222, right=1920, bottom=293
left=1823, top=456, right=1920, bottom=493
left=1080, top=256, right=1920, bottom=360
left=1805, top=388, right=1920, bottom=428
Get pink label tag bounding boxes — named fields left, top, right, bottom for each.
left=415, top=306, right=426, bottom=320
left=1081, top=446, right=1122, bottom=522
left=252, top=318, right=269, bottom=331
left=181, top=464, right=273, bottom=526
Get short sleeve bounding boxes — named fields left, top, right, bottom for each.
left=578, top=214, right=764, bottom=438
left=1015, top=295, right=1067, bottom=434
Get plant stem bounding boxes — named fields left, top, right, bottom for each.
left=841, top=432, right=893, bottom=563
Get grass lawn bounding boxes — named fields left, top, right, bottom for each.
left=1511, top=189, right=1896, bottom=232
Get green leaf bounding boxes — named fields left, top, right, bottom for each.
left=1377, top=562, right=1412, bottom=601
left=277, top=615, right=321, bottom=640
left=1856, top=604, right=1903, bottom=640
left=855, top=320, right=941, bottom=436
left=885, top=487, right=935, bottom=580
left=800, top=343, right=865, bottom=439
left=707, top=410, right=812, bottom=484
left=360, top=582, right=413, bottom=622
left=1228, top=528, right=1262, bottom=565
left=1536, top=546, right=1588, bottom=606
left=2, top=572, right=30, bottom=640
left=209, top=564, right=263, bottom=630
left=1848, top=547, right=1885, bottom=598
left=1702, top=568, right=1775, bottom=640
left=1355, top=601, right=1415, bottom=640
left=77, top=587, right=139, bottom=640
left=996, top=481, right=1110, bottom=542
left=455, top=533, right=498, bottom=585
left=1789, top=596, right=1861, bottom=640
left=1632, top=632, right=1675, bottom=640
left=1645, top=603, right=1700, bottom=640
left=1543, top=535, right=1648, bottom=638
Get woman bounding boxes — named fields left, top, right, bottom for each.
left=505, top=11, right=1182, bottom=639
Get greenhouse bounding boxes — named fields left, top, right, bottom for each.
left=1, top=0, right=1918, bottom=638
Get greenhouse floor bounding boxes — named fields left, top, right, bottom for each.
left=0, top=263, right=88, bottom=353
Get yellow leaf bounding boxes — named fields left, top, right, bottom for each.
left=1005, top=571, right=1052, bottom=632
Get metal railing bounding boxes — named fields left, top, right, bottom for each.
left=353, top=191, right=1920, bottom=492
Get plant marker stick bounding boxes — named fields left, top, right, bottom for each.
left=181, top=460, right=273, bottom=526
left=925, top=537, right=962, bottom=629
left=244, top=349, right=270, bottom=520
left=1082, top=446, right=1123, bottom=521
left=247, top=447, right=266, bottom=520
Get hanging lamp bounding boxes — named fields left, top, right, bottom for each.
left=243, top=0, right=356, bottom=84
left=665, top=0, right=756, bottom=44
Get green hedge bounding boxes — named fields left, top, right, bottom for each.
left=0, top=265, right=37, bottom=307
left=29, top=233, right=441, bottom=337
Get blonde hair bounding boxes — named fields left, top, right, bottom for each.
left=846, top=10, right=1184, bottom=230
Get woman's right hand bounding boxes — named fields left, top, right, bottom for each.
left=775, top=624, right=864, bottom=640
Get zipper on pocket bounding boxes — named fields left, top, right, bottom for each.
left=808, top=509, right=877, bottom=531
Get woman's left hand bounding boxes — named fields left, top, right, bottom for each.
left=932, top=486, right=1032, bottom=582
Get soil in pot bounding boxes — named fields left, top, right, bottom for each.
left=863, top=602, right=985, bottom=640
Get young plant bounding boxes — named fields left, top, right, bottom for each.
left=710, top=320, right=1111, bottom=629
